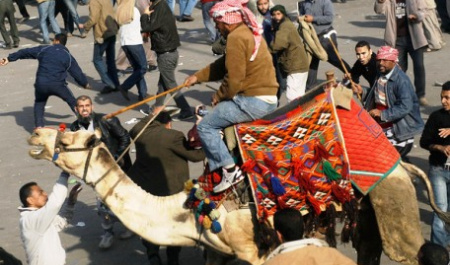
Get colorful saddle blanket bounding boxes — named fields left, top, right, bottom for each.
left=235, top=87, right=400, bottom=221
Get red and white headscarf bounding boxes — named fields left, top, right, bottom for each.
left=376, top=46, right=399, bottom=62
left=210, top=0, right=263, bottom=61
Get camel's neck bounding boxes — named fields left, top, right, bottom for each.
left=88, top=162, right=198, bottom=246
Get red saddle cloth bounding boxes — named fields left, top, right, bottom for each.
left=234, top=90, right=400, bottom=221
left=336, top=99, right=400, bottom=194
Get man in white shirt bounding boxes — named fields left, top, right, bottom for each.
left=18, top=172, right=82, bottom=265
left=117, top=4, right=148, bottom=102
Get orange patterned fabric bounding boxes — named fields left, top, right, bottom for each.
left=235, top=91, right=400, bottom=221
left=236, top=93, right=353, bottom=220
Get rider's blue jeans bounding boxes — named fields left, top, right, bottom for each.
left=197, top=95, right=277, bottom=171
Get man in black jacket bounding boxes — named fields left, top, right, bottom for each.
left=70, top=95, right=133, bottom=249
left=141, top=0, right=194, bottom=120
left=0, top=33, right=89, bottom=128
left=419, top=82, right=450, bottom=249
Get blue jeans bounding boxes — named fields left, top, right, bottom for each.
left=179, top=0, right=197, bottom=16
left=396, top=36, right=426, bottom=98
left=93, top=36, right=119, bottom=89
left=197, top=95, right=277, bottom=171
left=155, top=50, right=191, bottom=114
left=122, top=44, right=147, bottom=99
left=429, top=165, right=450, bottom=247
left=166, top=0, right=175, bottom=13
left=201, top=1, right=217, bottom=42
left=38, top=0, right=61, bottom=43
left=62, top=0, right=82, bottom=34
left=34, top=83, right=76, bottom=127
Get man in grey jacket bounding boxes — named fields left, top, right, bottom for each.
left=18, top=172, right=82, bottom=265
left=358, top=46, right=424, bottom=162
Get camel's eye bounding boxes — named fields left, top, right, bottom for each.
left=86, top=136, right=97, bottom=148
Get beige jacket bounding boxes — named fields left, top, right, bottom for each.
left=297, top=17, right=328, bottom=63
left=84, top=0, right=119, bottom=44
left=374, top=0, right=427, bottom=50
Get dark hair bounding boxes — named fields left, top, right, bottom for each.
left=155, top=111, right=172, bottom=124
left=54, top=33, right=67, bottom=46
left=418, top=242, right=449, bottom=265
left=76, top=95, right=92, bottom=105
left=270, top=5, right=287, bottom=16
left=19, top=182, right=37, bottom=207
left=273, top=208, right=304, bottom=242
left=355, top=40, right=371, bottom=50
left=442, top=81, right=450, bottom=91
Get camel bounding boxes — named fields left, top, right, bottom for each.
left=28, top=127, right=449, bottom=265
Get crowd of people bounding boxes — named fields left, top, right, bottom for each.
left=1, top=0, right=450, bottom=264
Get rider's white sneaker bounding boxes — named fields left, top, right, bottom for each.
left=213, top=166, right=244, bottom=193
left=99, top=232, right=114, bottom=249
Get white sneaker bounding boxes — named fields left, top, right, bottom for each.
left=164, top=106, right=181, bottom=116
left=99, top=232, right=114, bottom=249
left=119, top=229, right=134, bottom=240
left=140, top=108, right=149, bottom=116
left=213, top=166, right=244, bottom=193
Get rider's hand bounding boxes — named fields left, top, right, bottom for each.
left=211, top=95, right=219, bottom=107
left=184, top=75, right=198, bottom=88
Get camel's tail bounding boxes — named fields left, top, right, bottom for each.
left=400, top=161, right=450, bottom=224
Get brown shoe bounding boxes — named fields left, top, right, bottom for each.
left=180, top=15, right=194, bottom=22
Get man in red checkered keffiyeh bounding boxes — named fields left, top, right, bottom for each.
left=209, top=0, right=263, bottom=61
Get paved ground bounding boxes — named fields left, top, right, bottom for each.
left=0, top=0, right=449, bottom=264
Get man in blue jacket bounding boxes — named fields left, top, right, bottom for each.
left=0, top=33, right=89, bottom=128
left=357, top=46, right=424, bottom=162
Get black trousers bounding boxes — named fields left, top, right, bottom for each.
left=141, top=239, right=181, bottom=265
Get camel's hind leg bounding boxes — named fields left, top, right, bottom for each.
left=355, top=196, right=382, bottom=265
left=369, top=165, right=424, bottom=265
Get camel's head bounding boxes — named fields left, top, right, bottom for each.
left=28, top=127, right=106, bottom=181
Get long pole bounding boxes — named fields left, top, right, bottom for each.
left=103, top=84, right=186, bottom=120
left=324, top=31, right=361, bottom=100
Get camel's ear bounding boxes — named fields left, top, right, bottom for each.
left=94, top=128, right=102, bottom=139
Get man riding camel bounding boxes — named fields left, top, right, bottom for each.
left=184, top=0, right=278, bottom=193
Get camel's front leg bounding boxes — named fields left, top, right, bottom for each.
left=369, top=165, right=424, bottom=265
left=355, top=196, right=382, bottom=265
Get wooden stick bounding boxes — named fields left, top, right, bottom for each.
left=103, top=84, right=186, bottom=120
left=325, top=34, right=361, bottom=100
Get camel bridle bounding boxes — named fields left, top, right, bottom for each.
left=52, top=129, right=102, bottom=184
